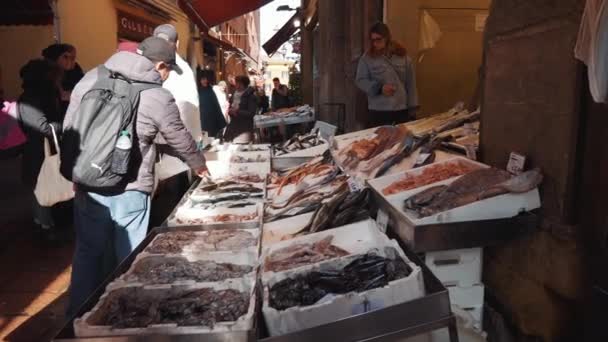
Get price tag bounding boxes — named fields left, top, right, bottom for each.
left=416, top=153, right=431, bottom=165
left=376, top=209, right=389, bottom=234
left=507, top=152, right=526, bottom=175
left=347, top=177, right=365, bottom=193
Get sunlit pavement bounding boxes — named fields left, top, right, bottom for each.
left=0, top=156, right=73, bottom=341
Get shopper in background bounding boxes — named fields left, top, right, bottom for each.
left=213, top=80, right=230, bottom=124
left=61, top=45, right=85, bottom=95
left=154, top=24, right=201, bottom=141
left=356, top=22, right=418, bottom=127
left=224, top=76, right=257, bottom=144
left=42, top=43, right=83, bottom=116
left=257, top=87, right=270, bottom=114
left=64, top=37, right=208, bottom=317
left=17, top=59, right=63, bottom=243
left=153, top=24, right=202, bottom=197
left=271, top=77, right=291, bottom=111
left=227, top=74, right=237, bottom=101
left=198, top=71, right=226, bottom=138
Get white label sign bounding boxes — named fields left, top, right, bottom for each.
left=507, top=152, right=526, bottom=175
left=376, top=209, right=389, bottom=234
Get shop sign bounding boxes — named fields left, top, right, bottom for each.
left=117, top=10, right=157, bottom=41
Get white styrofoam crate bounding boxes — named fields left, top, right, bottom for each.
left=74, top=279, right=256, bottom=337
left=261, top=219, right=393, bottom=280
left=367, top=156, right=487, bottom=199
left=262, top=246, right=425, bottom=336
left=273, top=142, right=329, bottom=158
left=447, top=284, right=484, bottom=308
left=205, top=160, right=270, bottom=180
left=261, top=212, right=316, bottom=246
left=169, top=203, right=262, bottom=227
left=464, top=305, right=483, bottom=332
left=425, top=248, right=482, bottom=287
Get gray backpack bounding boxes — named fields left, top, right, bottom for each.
left=60, top=66, right=159, bottom=192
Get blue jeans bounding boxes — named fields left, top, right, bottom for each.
left=67, top=190, right=150, bottom=318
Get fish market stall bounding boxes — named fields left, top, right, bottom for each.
left=254, top=105, right=315, bottom=129
left=58, top=125, right=546, bottom=341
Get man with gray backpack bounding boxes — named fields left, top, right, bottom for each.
left=61, top=36, right=208, bottom=317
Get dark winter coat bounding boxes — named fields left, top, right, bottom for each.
left=224, top=87, right=257, bottom=143
left=18, top=66, right=63, bottom=189
left=64, top=51, right=206, bottom=194
left=271, top=85, right=291, bottom=110
left=199, top=85, right=226, bottom=138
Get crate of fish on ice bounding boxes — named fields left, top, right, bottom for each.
left=143, top=229, right=261, bottom=257
left=187, top=181, right=266, bottom=207
left=261, top=245, right=425, bottom=336
left=331, top=125, right=419, bottom=180
left=205, top=160, right=270, bottom=180
left=261, top=219, right=395, bottom=280
left=264, top=175, right=356, bottom=222
left=169, top=202, right=263, bottom=227
left=74, top=279, right=257, bottom=337
left=112, top=247, right=259, bottom=287
left=263, top=186, right=372, bottom=244
left=272, top=128, right=328, bottom=158
left=369, top=159, right=543, bottom=228
left=266, top=152, right=339, bottom=201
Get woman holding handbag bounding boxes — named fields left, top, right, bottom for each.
left=18, top=59, right=65, bottom=242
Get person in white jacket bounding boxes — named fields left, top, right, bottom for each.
left=153, top=24, right=202, bottom=183
left=213, top=81, right=230, bottom=124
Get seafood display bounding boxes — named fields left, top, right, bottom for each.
left=382, top=160, right=481, bottom=196
left=264, top=236, right=349, bottom=273
left=73, top=122, right=546, bottom=340
left=230, top=155, right=269, bottom=163
left=273, top=128, right=326, bottom=156
left=87, top=286, right=249, bottom=329
left=268, top=151, right=337, bottom=196
left=189, top=182, right=264, bottom=206
left=268, top=253, right=412, bottom=311
left=333, top=126, right=416, bottom=179
left=257, top=105, right=314, bottom=120
left=174, top=212, right=259, bottom=226
left=404, top=168, right=543, bottom=217
left=146, top=230, right=258, bottom=254
left=285, top=187, right=371, bottom=237
left=401, top=106, right=479, bottom=137
left=125, top=257, right=253, bottom=284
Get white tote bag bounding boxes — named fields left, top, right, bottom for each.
left=34, top=125, right=74, bottom=206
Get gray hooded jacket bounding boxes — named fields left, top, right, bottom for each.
left=63, top=51, right=206, bottom=194
left=356, top=53, right=418, bottom=112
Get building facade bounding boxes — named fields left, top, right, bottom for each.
left=204, top=10, right=261, bottom=84
left=0, top=0, right=204, bottom=99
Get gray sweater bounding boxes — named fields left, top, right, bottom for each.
left=356, top=53, right=418, bottom=112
